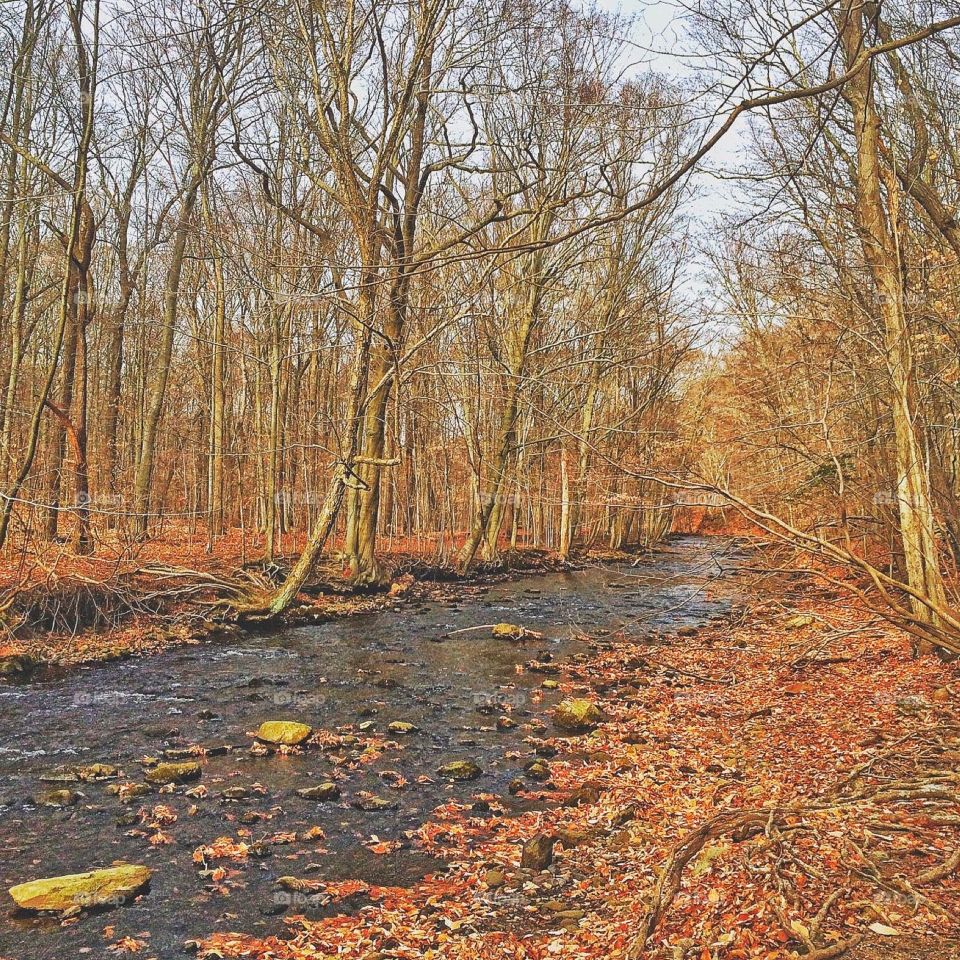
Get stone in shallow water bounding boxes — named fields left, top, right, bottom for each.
left=220, top=786, right=250, bottom=801
left=552, top=698, right=602, bottom=733
left=39, top=764, right=117, bottom=784
left=296, top=782, right=341, bottom=801
left=256, top=720, right=313, bottom=745
left=0, top=653, right=36, bottom=679
left=437, top=759, right=482, bottom=781
left=34, top=788, right=81, bottom=807
left=387, top=720, right=419, bottom=735
left=109, top=782, right=153, bottom=802
left=352, top=794, right=399, bottom=812
left=145, top=761, right=202, bottom=784
left=524, top=759, right=551, bottom=782
left=9, top=864, right=151, bottom=912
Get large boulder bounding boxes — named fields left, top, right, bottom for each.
left=553, top=698, right=603, bottom=733
left=9, top=865, right=151, bottom=912
left=256, top=721, right=312, bottom=746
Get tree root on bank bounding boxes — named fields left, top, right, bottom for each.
left=625, top=808, right=772, bottom=957
left=0, top=562, right=280, bottom=641
left=625, top=754, right=960, bottom=959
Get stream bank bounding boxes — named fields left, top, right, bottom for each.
left=2, top=547, right=644, bottom=673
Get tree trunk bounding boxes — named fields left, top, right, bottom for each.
left=132, top=181, right=199, bottom=538
left=839, top=0, right=948, bottom=633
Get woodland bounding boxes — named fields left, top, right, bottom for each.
left=1, top=1, right=960, bottom=959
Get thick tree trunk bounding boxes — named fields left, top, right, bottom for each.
left=839, top=0, right=948, bottom=633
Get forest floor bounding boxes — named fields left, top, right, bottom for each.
left=188, top=569, right=960, bottom=960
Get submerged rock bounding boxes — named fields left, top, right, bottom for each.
left=38, top=766, right=82, bottom=784
left=34, top=788, right=81, bottom=807
left=553, top=698, right=603, bottom=733
left=437, top=759, right=483, bottom=781
left=144, top=761, right=202, bottom=785
left=296, top=782, right=341, bottom=802
left=256, top=720, right=313, bottom=746
left=9, top=864, right=151, bottom=912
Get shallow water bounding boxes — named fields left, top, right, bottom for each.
left=0, top=536, right=745, bottom=960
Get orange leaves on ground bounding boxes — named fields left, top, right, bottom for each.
left=108, top=935, right=149, bottom=953
left=193, top=836, right=250, bottom=864
left=364, top=837, right=403, bottom=855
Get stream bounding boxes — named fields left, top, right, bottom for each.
left=0, top=535, right=746, bottom=960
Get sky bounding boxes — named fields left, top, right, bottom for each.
left=589, top=0, right=746, bottom=215
left=581, top=0, right=749, bottom=334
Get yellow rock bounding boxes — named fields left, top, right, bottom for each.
left=9, top=865, right=151, bottom=912
left=553, top=698, right=603, bottom=733
left=256, top=720, right=312, bottom=745
left=145, top=761, right=201, bottom=784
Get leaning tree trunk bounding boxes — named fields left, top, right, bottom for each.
left=252, top=321, right=372, bottom=615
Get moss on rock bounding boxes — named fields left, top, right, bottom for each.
left=553, top=698, right=603, bottom=733
left=9, top=864, right=151, bottom=912
left=144, top=761, right=202, bottom=784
